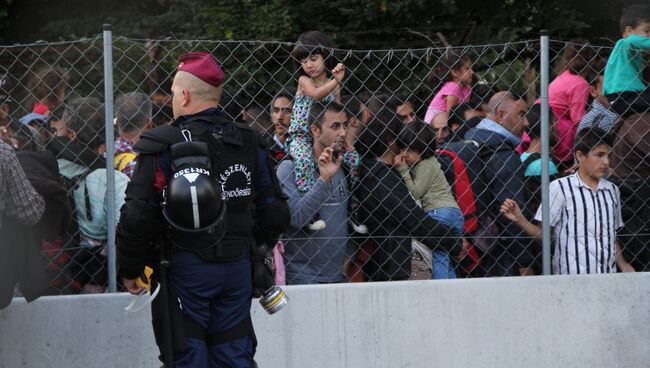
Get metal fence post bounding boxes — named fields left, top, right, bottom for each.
left=103, top=24, right=117, bottom=292
left=540, top=30, right=551, bottom=276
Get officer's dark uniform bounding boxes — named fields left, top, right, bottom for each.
left=117, top=53, right=286, bottom=368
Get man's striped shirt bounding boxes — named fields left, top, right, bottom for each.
left=534, top=173, right=623, bottom=274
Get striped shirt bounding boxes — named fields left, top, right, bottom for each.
left=534, top=173, right=623, bottom=275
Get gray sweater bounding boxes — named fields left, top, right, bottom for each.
left=276, top=159, right=349, bottom=284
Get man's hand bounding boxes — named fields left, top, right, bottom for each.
left=123, top=274, right=148, bottom=295
left=500, top=198, right=524, bottom=224
left=0, top=126, right=10, bottom=144
left=318, top=146, right=343, bottom=182
left=332, top=63, right=345, bottom=84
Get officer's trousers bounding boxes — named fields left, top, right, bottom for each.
left=170, top=250, right=255, bottom=368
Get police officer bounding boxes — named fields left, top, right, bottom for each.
left=117, top=52, right=287, bottom=367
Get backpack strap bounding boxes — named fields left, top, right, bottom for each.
left=134, top=125, right=185, bottom=154
left=114, top=152, right=138, bottom=172
left=71, top=168, right=95, bottom=222
left=522, top=152, right=542, bottom=171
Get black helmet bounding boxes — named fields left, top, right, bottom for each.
left=162, top=130, right=226, bottom=237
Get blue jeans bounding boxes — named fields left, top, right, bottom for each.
left=427, top=207, right=464, bottom=279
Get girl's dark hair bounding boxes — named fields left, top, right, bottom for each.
left=428, top=49, right=471, bottom=91
left=291, top=31, right=337, bottom=76
left=583, top=58, right=606, bottom=105
left=584, top=58, right=606, bottom=87
left=396, top=120, right=436, bottom=159
left=557, top=41, right=595, bottom=78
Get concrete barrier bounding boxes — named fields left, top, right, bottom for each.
left=1, top=273, right=649, bottom=368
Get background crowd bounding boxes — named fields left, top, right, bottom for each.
left=1, top=5, right=649, bottom=297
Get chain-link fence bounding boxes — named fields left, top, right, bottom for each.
left=1, top=30, right=648, bottom=294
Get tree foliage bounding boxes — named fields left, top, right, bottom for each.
left=0, top=0, right=627, bottom=46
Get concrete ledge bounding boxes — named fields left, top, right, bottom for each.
left=1, top=273, right=649, bottom=368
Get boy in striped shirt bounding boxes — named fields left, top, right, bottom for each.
left=500, top=127, right=635, bottom=274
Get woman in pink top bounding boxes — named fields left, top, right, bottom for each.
left=548, top=43, right=594, bottom=168
left=425, top=50, right=473, bottom=143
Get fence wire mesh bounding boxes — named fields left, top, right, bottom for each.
left=0, top=35, right=648, bottom=293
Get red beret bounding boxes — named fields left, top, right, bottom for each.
left=177, top=52, right=225, bottom=88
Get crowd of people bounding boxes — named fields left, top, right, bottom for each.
left=1, top=4, right=650, bottom=298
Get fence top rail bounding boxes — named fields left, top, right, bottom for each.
left=0, top=36, right=619, bottom=53
left=0, top=36, right=103, bottom=49
left=118, top=37, right=541, bottom=51
left=1, top=35, right=544, bottom=52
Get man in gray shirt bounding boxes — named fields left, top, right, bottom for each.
left=276, top=101, right=350, bottom=284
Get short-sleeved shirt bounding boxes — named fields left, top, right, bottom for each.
left=534, top=173, right=623, bottom=275
left=424, top=81, right=471, bottom=124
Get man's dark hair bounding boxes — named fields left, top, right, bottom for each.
left=291, top=31, right=337, bottom=75
left=152, top=103, right=172, bottom=126
left=396, top=120, right=436, bottom=159
left=620, top=4, right=650, bottom=34
left=358, top=91, right=373, bottom=104
left=365, top=94, right=392, bottom=116
left=219, top=93, right=245, bottom=122
left=356, top=108, right=402, bottom=159
left=244, top=103, right=272, bottom=133
left=574, top=126, right=614, bottom=156
left=526, top=104, right=543, bottom=139
left=271, top=88, right=295, bottom=108
left=448, top=103, right=474, bottom=129
left=64, top=97, right=105, bottom=150
left=469, top=83, right=495, bottom=110
left=115, top=92, right=152, bottom=134
left=341, top=95, right=363, bottom=120
left=387, top=95, right=405, bottom=108
left=308, top=101, right=346, bottom=130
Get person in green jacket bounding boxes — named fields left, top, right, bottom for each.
left=394, top=120, right=462, bottom=279
left=603, top=4, right=650, bottom=117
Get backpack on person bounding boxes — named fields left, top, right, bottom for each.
left=58, top=168, right=106, bottom=292
left=436, top=140, right=513, bottom=276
